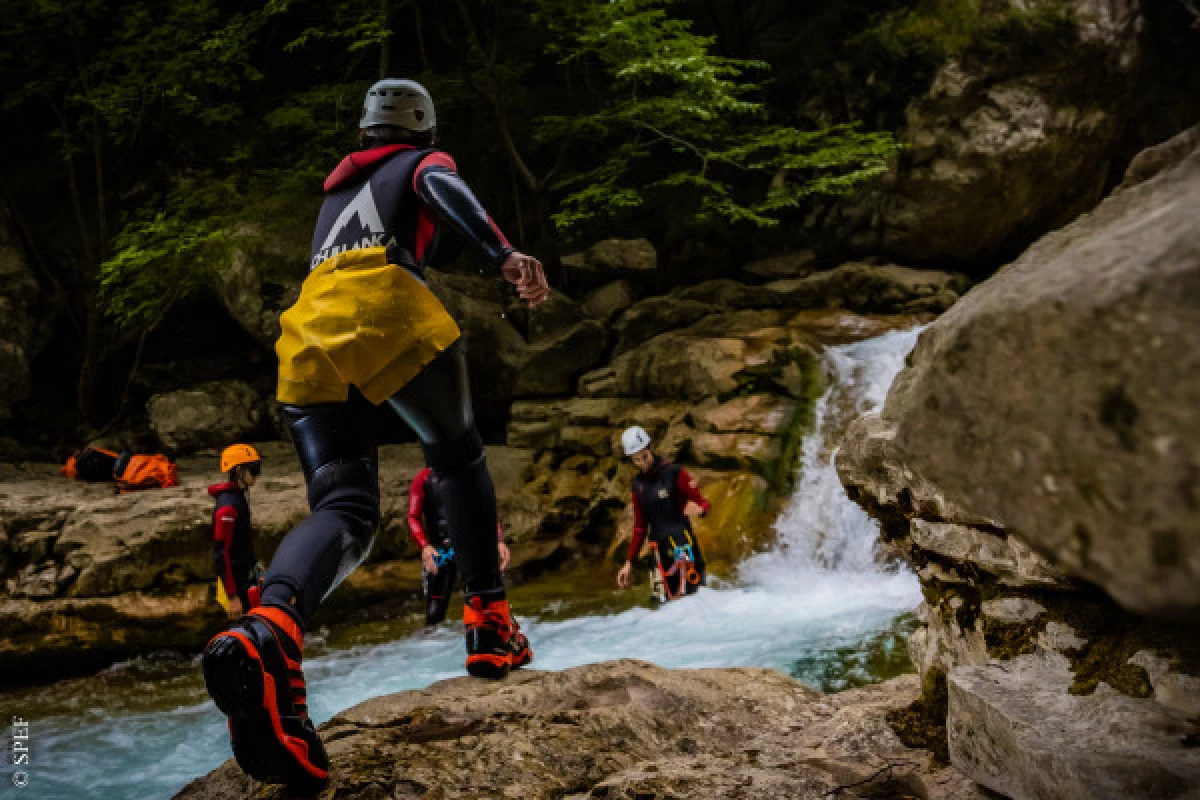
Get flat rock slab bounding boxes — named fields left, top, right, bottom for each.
left=948, top=650, right=1200, bottom=799
left=176, top=660, right=984, bottom=800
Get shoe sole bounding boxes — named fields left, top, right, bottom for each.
left=203, top=632, right=329, bottom=789
left=466, top=652, right=511, bottom=680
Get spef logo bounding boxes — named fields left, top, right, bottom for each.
left=658, top=488, right=670, bottom=499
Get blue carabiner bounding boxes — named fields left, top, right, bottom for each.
left=673, top=544, right=694, bottom=563
left=434, top=547, right=456, bottom=568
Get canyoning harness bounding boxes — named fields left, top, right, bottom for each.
left=651, top=541, right=702, bottom=603
left=433, top=547, right=456, bottom=569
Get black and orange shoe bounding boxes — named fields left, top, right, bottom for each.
left=463, top=597, right=533, bottom=679
left=202, top=606, right=329, bottom=789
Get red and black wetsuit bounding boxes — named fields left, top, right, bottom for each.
left=629, top=459, right=711, bottom=595
left=260, top=144, right=516, bottom=628
left=408, top=467, right=504, bottom=624
left=209, top=482, right=256, bottom=608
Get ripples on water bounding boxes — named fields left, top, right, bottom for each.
left=2, top=327, right=923, bottom=800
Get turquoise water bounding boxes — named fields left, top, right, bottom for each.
left=0, top=328, right=924, bottom=800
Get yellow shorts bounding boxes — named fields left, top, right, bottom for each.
left=275, top=247, right=461, bottom=405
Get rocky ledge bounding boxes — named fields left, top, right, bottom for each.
left=176, top=659, right=985, bottom=800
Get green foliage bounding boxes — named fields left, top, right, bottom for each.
left=538, top=0, right=902, bottom=233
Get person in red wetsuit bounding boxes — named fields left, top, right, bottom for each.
left=408, top=467, right=510, bottom=625
left=209, top=444, right=262, bottom=620
left=615, top=426, right=711, bottom=598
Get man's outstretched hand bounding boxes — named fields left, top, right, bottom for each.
left=500, top=252, right=550, bottom=307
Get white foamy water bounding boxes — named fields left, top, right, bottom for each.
left=8, top=327, right=923, bottom=800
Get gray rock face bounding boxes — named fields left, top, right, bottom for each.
left=948, top=649, right=1200, bottom=800
left=146, top=381, right=263, bottom=452
left=840, top=124, right=1200, bottom=615
left=582, top=279, right=637, bottom=321
left=742, top=250, right=817, bottom=280
left=213, top=226, right=305, bottom=347
left=513, top=319, right=608, bottom=398
left=562, top=238, right=657, bottom=291
left=828, top=0, right=1144, bottom=264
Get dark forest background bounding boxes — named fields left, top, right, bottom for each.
left=2, top=0, right=1197, bottom=453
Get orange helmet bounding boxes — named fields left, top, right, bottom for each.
left=220, top=444, right=261, bottom=473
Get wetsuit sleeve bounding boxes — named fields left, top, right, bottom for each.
left=213, top=505, right=239, bottom=595
left=628, top=490, right=647, bottom=562
left=414, top=156, right=514, bottom=267
left=408, top=468, right=431, bottom=550
left=676, top=468, right=710, bottom=515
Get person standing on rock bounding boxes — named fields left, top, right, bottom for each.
left=202, top=78, right=547, bottom=790
left=616, top=426, right=711, bottom=600
left=209, top=444, right=262, bottom=620
left=409, top=466, right=511, bottom=625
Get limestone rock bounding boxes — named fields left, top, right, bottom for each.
left=513, top=319, right=608, bottom=398
left=563, top=238, right=657, bottom=291
left=146, top=380, right=263, bottom=452
left=767, top=263, right=968, bottom=314
left=828, top=0, right=1145, bottom=264
left=839, top=125, right=1200, bottom=614
left=213, top=225, right=305, bottom=347
left=612, top=295, right=719, bottom=356
left=909, top=520, right=1067, bottom=588
left=176, top=661, right=982, bottom=800
left=742, top=250, right=817, bottom=280
left=948, top=649, right=1200, bottom=799
left=582, top=279, right=637, bottom=321
left=526, top=288, right=586, bottom=343
left=688, top=395, right=796, bottom=435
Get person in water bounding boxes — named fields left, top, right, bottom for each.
left=202, top=78, right=547, bottom=789
left=209, top=444, right=262, bottom=620
left=409, top=466, right=511, bottom=625
left=615, top=426, right=711, bottom=599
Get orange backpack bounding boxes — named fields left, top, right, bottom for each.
left=61, top=447, right=120, bottom=481
left=115, top=454, right=179, bottom=492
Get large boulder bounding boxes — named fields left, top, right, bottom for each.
left=513, top=319, right=609, bottom=398
left=840, top=125, right=1200, bottom=615
left=177, top=661, right=983, bottom=800
left=146, top=380, right=264, bottom=452
left=213, top=225, right=305, bottom=348
left=561, top=238, right=657, bottom=292
left=948, top=648, right=1200, bottom=799
left=826, top=0, right=1144, bottom=265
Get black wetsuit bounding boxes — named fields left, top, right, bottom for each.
left=631, top=460, right=709, bottom=595
left=259, top=145, right=515, bottom=628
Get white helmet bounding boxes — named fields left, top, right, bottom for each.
left=360, top=79, right=436, bottom=132
left=621, top=426, right=652, bottom=457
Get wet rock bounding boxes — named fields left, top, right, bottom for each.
left=688, top=395, right=796, bottom=435
left=582, top=279, right=637, bottom=321
left=947, top=649, right=1200, bottom=799
left=690, top=431, right=782, bottom=473
left=177, top=661, right=981, bottom=800
left=146, top=380, right=264, bottom=453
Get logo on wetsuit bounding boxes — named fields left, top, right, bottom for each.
left=311, top=182, right=401, bottom=269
